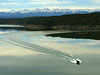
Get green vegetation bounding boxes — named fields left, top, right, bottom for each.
left=0, top=12, right=100, bottom=30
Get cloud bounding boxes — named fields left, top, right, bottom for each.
left=46, top=6, right=100, bottom=9
left=0, top=9, right=10, bottom=12
left=28, top=0, right=75, bottom=5
left=7, top=0, right=16, bottom=1
left=91, top=0, right=100, bottom=4
left=0, top=2, right=18, bottom=5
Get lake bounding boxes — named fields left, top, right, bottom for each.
left=0, top=29, right=100, bottom=75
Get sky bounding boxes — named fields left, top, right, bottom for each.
left=0, top=0, right=100, bottom=11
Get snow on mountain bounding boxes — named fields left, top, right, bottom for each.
left=0, top=8, right=100, bottom=18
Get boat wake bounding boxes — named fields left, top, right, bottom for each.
left=2, top=31, right=82, bottom=65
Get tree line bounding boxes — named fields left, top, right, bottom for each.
left=0, top=12, right=100, bottom=30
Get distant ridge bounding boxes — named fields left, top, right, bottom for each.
left=0, top=12, right=100, bottom=30
left=0, top=8, right=100, bottom=18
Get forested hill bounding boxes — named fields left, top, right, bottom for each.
left=0, top=12, right=100, bottom=30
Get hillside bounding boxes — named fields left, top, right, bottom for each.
left=0, top=12, right=100, bottom=30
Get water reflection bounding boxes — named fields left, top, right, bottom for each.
left=0, top=30, right=100, bottom=75
left=31, top=35, right=100, bottom=55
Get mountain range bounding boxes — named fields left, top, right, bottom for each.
left=0, top=8, right=100, bottom=18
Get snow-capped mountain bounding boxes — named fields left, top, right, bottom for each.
left=0, top=8, right=99, bottom=18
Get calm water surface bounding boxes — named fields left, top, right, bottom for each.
left=0, top=30, right=100, bottom=75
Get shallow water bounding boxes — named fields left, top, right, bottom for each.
left=0, top=30, right=100, bottom=75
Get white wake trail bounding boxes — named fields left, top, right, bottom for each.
left=4, top=31, right=82, bottom=65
